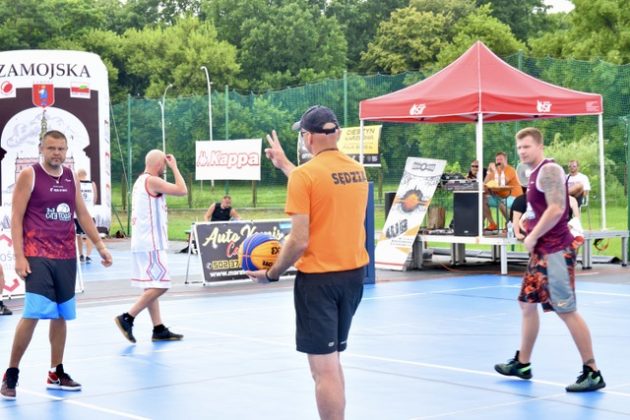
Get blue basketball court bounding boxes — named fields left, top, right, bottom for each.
left=1, top=246, right=629, bottom=419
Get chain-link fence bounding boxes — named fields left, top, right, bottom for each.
left=110, top=52, right=630, bottom=230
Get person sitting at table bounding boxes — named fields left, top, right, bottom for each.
left=466, top=159, right=487, bottom=180
left=484, top=152, right=523, bottom=230
left=567, top=160, right=591, bottom=207
left=204, top=195, right=240, bottom=222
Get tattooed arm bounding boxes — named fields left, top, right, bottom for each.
left=523, top=164, right=567, bottom=252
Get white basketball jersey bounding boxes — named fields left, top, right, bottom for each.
left=131, top=173, right=168, bottom=251
left=79, top=180, right=95, bottom=213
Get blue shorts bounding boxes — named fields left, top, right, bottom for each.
left=488, top=195, right=516, bottom=210
left=23, top=257, right=77, bottom=320
left=294, top=266, right=365, bottom=354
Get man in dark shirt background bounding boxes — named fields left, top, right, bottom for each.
left=204, top=195, right=240, bottom=222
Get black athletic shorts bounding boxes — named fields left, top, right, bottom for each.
left=74, top=219, right=85, bottom=235
left=23, top=257, right=77, bottom=320
left=294, top=266, right=365, bottom=355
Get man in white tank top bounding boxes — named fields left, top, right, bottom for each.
left=114, top=150, right=187, bottom=343
left=75, top=169, right=97, bottom=263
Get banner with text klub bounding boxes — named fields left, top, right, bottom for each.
left=375, top=157, right=446, bottom=270
left=0, top=230, right=23, bottom=298
left=195, top=139, right=262, bottom=180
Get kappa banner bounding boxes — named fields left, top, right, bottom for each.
left=193, top=220, right=293, bottom=282
left=196, top=139, right=262, bottom=180
left=297, top=125, right=382, bottom=166
left=375, top=157, right=446, bottom=270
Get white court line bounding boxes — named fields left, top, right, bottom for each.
left=345, top=352, right=630, bottom=398
left=16, top=388, right=150, bottom=419
left=411, top=391, right=569, bottom=419
left=159, top=325, right=630, bottom=399
left=577, top=290, right=630, bottom=298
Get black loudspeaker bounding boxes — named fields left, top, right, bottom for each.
left=384, top=192, right=397, bottom=218
left=453, top=192, right=479, bottom=236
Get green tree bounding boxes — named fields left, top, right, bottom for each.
left=122, top=17, right=240, bottom=97
left=360, top=0, right=480, bottom=73
left=203, top=0, right=347, bottom=91
left=360, top=7, right=452, bottom=73
left=325, top=0, right=407, bottom=71
left=435, top=5, right=526, bottom=69
left=475, top=0, right=550, bottom=41
left=529, top=0, right=630, bottom=64
left=0, top=0, right=112, bottom=49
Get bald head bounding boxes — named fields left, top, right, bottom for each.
left=145, top=149, right=166, bottom=176
left=76, top=168, right=88, bottom=179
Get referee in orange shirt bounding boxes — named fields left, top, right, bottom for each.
left=247, top=105, right=369, bottom=420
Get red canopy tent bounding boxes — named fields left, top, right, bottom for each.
left=359, top=41, right=607, bottom=233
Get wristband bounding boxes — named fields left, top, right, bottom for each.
left=265, top=270, right=279, bottom=282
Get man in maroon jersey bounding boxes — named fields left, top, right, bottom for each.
left=1, top=130, right=112, bottom=400
left=494, top=127, right=605, bottom=392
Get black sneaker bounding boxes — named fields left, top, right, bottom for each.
left=85, top=256, right=92, bottom=264
left=494, top=350, right=532, bottom=379
left=1, top=368, right=19, bottom=400
left=566, top=365, right=606, bottom=392
left=79, top=255, right=85, bottom=263
left=152, top=327, right=183, bottom=342
left=115, top=314, right=136, bottom=343
left=0, top=304, right=12, bottom=315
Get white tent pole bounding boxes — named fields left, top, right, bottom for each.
left=359, top=120, right=365, bottom=165
left=598, top=113, right=606, bottom=229
left=476, top=113, right=484, bottom=237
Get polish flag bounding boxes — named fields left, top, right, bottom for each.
left=70, top=82, right=90, bottom=99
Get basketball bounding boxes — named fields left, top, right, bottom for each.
left=238, top=233, right=282, bottom=271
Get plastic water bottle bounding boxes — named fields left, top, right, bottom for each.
left=499, top=171, right=506, bottom=186
left=507, top=221, right=515, bottom=239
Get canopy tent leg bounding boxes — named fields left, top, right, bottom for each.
left=476, top=113, right=484, bottom=238
left=598, top=114, right=606, bottom=229
left=359, top=119, right=365, bottom=165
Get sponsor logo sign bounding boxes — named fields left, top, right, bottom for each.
left=195, top=139, right=262, bottom=180
left=0, top=80, right=15, bottom=98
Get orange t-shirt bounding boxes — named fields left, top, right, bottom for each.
left=285, top=149, right=369, bottom=273
left=503, top=164, right=524, bottom=197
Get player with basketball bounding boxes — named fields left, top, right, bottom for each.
left=247, top=106, right=369, bottom=420
left=114, top=149, right=187, bottom=343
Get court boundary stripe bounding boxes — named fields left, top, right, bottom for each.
left=7, top=388, right=150, bottom=419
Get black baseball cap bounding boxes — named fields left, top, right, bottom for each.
left=292, top=105, right=339, bottom=134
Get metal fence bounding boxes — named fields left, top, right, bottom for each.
left=110, top=52, right=630, bottom=229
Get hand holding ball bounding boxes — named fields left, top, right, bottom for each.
left=238, top=233, right=282, bottom=271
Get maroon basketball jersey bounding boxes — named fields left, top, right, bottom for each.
left=525, top=159, right=573, bottom=254
left=22, top=164, right=76, bottom=259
